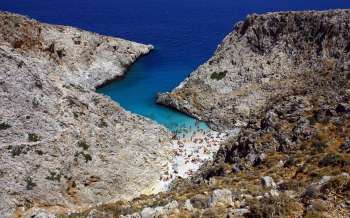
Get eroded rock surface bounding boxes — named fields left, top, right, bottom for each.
left=85, top=10, right=350, bottom=218
left=157, top=9, right=350, bottom=131
left=0, top=12, right=172, bottom=217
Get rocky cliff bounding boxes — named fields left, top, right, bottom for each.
left=79, top=10, right=350, bottom=217
left=0, top=12, right=172, bottom=217
left=157, top=9, right=350, bottom=131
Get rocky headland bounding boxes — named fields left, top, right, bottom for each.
left=0, top=11, right=174, bottom=217
left=157, top=10, right=350, bottom=132
left=77, top=9, right=350, bottom=217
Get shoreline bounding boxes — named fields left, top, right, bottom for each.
left=94, top=45, right=154, bottom=90
left=145, top=129, right=231, bottom=194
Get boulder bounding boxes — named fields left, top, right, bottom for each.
left=209, top=189, right=233, bottom=207
left=261, top=176, right=277, bottom=189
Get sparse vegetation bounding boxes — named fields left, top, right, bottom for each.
left=210, top=71, right=227, bottom=80
left=319, top=153, right=348, bottom=167
left=304, top=211, right=328, bottom=218
left=28, top=133, right=41, bottom=142
left=75, top=151, right=92, bottom=163
left=246, top=195, right=302, bottom=218
left=25, top=176, right=36, bottom=190
left=35, top=150, right=44, bottom=155
left=10, top=145, right=23, bottom=157
left=45, top=170, right=62, bottom=181
left=320, top=175, right=350, bottom=195
left=313, top=140, right=328, bottom=153
left=77, top=140, right=90, bottom=150
left=82, top=153, right=92, bottom=163
left=0, top=122, right=11, bottom=130
left=56, top=49, right=66, bottom=59
left=98, top=118, right=108, bottom=128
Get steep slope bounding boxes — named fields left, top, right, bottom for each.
left=73, top=10, right=350, bottom=218
left=157, top=9, right=350, bottom=131
left=0, top=12, right=172, bottom=217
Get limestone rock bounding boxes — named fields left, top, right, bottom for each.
left=157, top=9, right=350, bottom=131
left=140, top=207, right=156, bottom=218
left=261, top=176, right=277, bottom=189
left=209, top=189, right=233, bottom=207
left=0, top=11, right=171, bottom=217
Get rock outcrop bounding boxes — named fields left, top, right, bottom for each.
left=0, top=12, right=172, bottom=217
left=80, top=9, right=350, bottom=218
left=157, top=9, right=350, bottom=131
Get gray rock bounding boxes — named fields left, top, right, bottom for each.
left=0, top=11, right=172, bottom=217
left=319, top=176, right=332, bottom=184
left=28, top=209, right=57, bottom=218
left=209, top=189, right=233, bottom=207
left=232, top=164, right=241, bottom=173
left=163, top=200, right=179, bottom=212
left=139, top=201, right=178, bottom=218
left=120, top=213, right=141, bottom=218
left=86, top=209, right=98, bottom=218
left=340, top=140, right=350, bottom=152
left=184, top=199, right=194, bottom=211
left=233, top=208, right=250, bottom=216
left=157, top=10, right=350, bottom=131
left=140, top=207, right=156, bottom=218
left=190, top=194, right=210, bottom=209
left=270, top=189, right=280, bottom=197
left=261, top=176, right=277, bottom=189
left=341, top=173, right=350, bottom=178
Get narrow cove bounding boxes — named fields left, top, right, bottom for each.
left=96, top=52, right=208, bottom=134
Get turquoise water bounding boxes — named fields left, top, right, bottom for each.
left=2, top=0, right=349, bottom=132
left=96, top=53, right=209, bottom=132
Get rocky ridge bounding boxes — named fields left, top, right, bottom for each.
left=78, top=10, right=350, bottom=217
left=157, top=9, right=350, bottom=131
left=0, top=12, right=173, bottom=217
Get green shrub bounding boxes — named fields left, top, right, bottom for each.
left=28, top=133, right=41, bottom=142
left=313, top=140, right=327, bottom=153
left=75, top=151, right=92, bottom=163
left=0, top=122, right=11, bottom=130
left=45, top=170, right=62, bottom=181
left=35, top=150, right=44, bottom=155
left=210, top=71, right=227, bottom=80
left=77, top=140, right=89, bottom=150
left=98, top=119, right=108, bottom=128
left=11, top=145, right=23, bottom=157
left=320, top=175, right=350, bottom=194
left=283, top=156, right=299, bottom=168
left=82, top=153, right=92, bottom=163
left=278, top=180, right=305, bottom=192
left=246, top=194, right=301, bottom=218
left=319, top=153, right=348, bottom=167
left=304, top=211, right=328, bottom=218
left=25, top=176, right=36, bottom=190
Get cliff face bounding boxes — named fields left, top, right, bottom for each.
left=81, top=10, right=350, bottom=218
left=157, top=10, right=350, bottom=131
left=0, top=12, right=172, bottom=217
left=0, top=12, right=154, bottom=89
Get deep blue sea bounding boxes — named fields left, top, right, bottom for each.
left=2, top=0, right=349, bottom=132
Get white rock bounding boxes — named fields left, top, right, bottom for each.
left=209, top=189, right=233, bottom=207
left=261, top=176, right=277, bottom=188
left=270, top=189, right=280, bottom=197
left=184, top=199, right=194, bottom=211
left=320, top=176, right=332, bottom=184
left=140, top=207, right=156, bottom=218
left=233, top=208, right=250, bottom=216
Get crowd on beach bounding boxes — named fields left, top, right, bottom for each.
left=153, top=126, right=229, bottom=192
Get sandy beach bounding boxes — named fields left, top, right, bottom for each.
left=148, top=129, right=230, bottom=193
